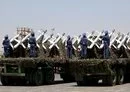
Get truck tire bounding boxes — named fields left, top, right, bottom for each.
left=19, top=77, right=27, bottom=85
left=25, top=69, right=34, bottom=85
left=87, top=78, right=98, bottom=85
left=1, top=76, right=8, bottom=86
left=106, top=69, right=117, bottom=86
left=124, top=74, right=130, bottom=83
left=62, top=74, right=74, bottom=82
left=77, top=81, right=85, bottom=86
left=1, top=76, right=12, bottom=86
left=77, top=76, right=87, bottom=86
left=44, top=68, right=54, bottom=84
left=28, top=71, right=34, bottom=85
left=116, top=69, right=124, bottom=85
left=33, top=69, right=43, bottom=86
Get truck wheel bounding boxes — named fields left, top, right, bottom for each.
left=88, top=78, right=98, bottom=85
left=63, top=76, right=74, bottom=82
left=1, top=76, right=9, bottom=86
left=77, top=81, right=85, bottom=86
left=25, top=69, right=34, bottom=85
left=1, top=76, right=12, bottom=86
left=33, top=69, right=43, bottom=86
left=116, top=69, right=124, bottom=85
left=29, top=71, right=34, bottom=85
left=17, top=78, right=27, bottom=86
left=61, top=73, right=74, bottom=82
left=124, top=74, right=130, bottom=83
left=106, top=70, right=117, bottom=86
left=45, top=68, right=54, bottom=84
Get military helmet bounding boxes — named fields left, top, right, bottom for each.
left=31, top=32, right=35, bottom=36
left=4, top=35, right=8, bottom=39
left=105, top=30, right=108, bottom=35
left=82, top=33, right=86, bottom=38
left=67, top=35, right=71, bottom=40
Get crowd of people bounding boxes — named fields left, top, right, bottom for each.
left=2, top=31, right=110, bottom=59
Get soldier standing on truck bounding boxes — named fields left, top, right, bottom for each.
left=80, top=33, right=88, bottom=59
left=29, top=32, right=37, bottom=57
left=2, top=35, right=10, bottom=57
left=66, top=35, right=73, bottom=58
left=102, top=30, right=110, bottom=59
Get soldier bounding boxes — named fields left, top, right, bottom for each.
left=102, top=30, right=110, bottom=59
left=2, top=35, right=10, bottom=57
left=80, top=33, right=88, bottom=59
left=29, top=32, right=37, bottom=57
left=66, top=35, right=73, bottom=58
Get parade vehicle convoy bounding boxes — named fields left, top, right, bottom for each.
left=0, top=27, right=130, bottom=86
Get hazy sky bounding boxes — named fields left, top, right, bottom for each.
left=0, top=0, right=130, bottom=51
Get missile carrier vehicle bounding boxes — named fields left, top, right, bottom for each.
left=0, top=28, right=130, bottom=86
left=68, top=30, right=130, bottom=86
left=0, top=28, right=74, bottom=86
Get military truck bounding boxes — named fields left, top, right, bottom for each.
left=68, top=31, right=130, bottom=86
left=0, top=27, right=74, bottom=86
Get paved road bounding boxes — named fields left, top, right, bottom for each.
left=0, top=74, right=130, bottom=92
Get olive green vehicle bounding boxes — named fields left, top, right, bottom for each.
left=0, top=28, right=74, bottom=86
left=0, top=57, right=72, bottom=86
left=0, top=44, right=74, bottom=86
left=68, top=58, right=130, bottom=86
left=66, top=31, right=130, bottom=86
left=66, top=45, right=130, bottom=86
